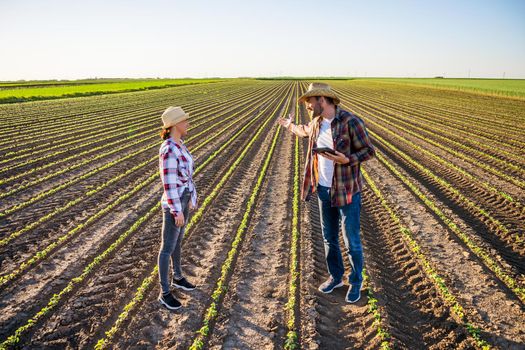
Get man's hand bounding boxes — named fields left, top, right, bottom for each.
left=189, top=202, right=198, bottom=211
left=318, top=150, right=350, bottom=165
left=277, top=117, right=292, bottom=129
left=174, top=211, right=185, bottom=227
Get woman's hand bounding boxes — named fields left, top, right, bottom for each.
left=319, top=150, right=350, bottom=165
left=174, top=211, right=185, bottom=227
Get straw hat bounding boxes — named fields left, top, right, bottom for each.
left=161, top=106, right=189, bottom=129
left=298, top=82, right=340, bottom=105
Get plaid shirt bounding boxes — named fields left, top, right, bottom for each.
left=290, top=106, right=375, bottom=207
left=159, top=137, right=197, bottom=214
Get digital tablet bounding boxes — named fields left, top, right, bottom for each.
left=312, top=147, right=337, bottom=155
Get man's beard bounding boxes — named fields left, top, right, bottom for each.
left=308, top=103, right=323, bottom=118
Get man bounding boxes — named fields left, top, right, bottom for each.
left=278, top=82, right=375, bottom=303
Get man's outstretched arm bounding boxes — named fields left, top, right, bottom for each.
left=277, top=117, right=312, bottom=138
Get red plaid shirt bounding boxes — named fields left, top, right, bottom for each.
left=159, top=137, right=197, bottom=214
left=289, top=106, right=375, bottom=207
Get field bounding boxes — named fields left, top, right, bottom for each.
left=0, top=78, right=225, bottom=104
left=0, top=79, right=523, bottom=349
left=360, top=78, right=525, bottom=99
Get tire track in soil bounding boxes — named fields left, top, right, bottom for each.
left=360, top=187, right=474, bottom=349
left=23, top=88, right=291, bottom=348
left=365, top=155, right=525, bottom=349
left=0, top=84, right=290, bottom=343
left=206, top=119, right=294, bottom=350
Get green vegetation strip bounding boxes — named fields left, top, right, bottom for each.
left=0, top=79, right=226, bottom=104
left=337, top=84, right=525, bottom=151
left=0, top=203, right=159, bottom=350
left=283, top=87, right=301, bottom=349
left=342, top=100, right=521, bottom=205
left=362, top=268, right=392, bottom=349
left=362, top=167, right=491, bottom=349
left=360, top=78, right=525, bottom=99
left=0, top=82, right=269, bottom=157
left=0, top=85, right=259, bottom=182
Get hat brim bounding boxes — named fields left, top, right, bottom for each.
left=298, top=90, right=340, bottom=105
left=162, top=113, right=190, bottom=129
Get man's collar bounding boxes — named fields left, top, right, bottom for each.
left=334, top=105, right=343, bottom=121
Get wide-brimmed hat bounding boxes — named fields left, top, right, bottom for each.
left=298, top=82, right=340, bottom=105
left=161, top=106, right=189, bottom=129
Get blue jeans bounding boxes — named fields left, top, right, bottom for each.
left=317, top=185, right=363, bottom=286
left=158, top=188, right=192, bottom=294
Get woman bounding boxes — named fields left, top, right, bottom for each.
left=158, top=106, right=198, bottom=310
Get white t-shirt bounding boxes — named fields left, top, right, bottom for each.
left=317, top=118, right=335, bottom=187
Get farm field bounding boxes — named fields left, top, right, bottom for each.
left=360, top=78, right=525, bottom=98
left=0, top=79, right=523, bottom=349
left=0, top=78, right=226, bottom=104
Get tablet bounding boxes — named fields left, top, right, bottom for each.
left=312, top=147, right=337, bottom=155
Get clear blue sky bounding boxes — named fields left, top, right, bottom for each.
left=1, top=0, right=524, bottom=80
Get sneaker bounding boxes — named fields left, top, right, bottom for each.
left=172, top=276, right=196, bottom=291
left=158, top=292, right=182, bottom=310
left=346, top=283, right=362, bottom=303
left=318, top=277, right=344, bottom=294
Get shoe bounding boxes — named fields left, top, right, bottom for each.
left=346, top=283, right=362, bottom=303
left=172, top=276, right=196, bottom=291
left=318, top=277, right=344, bottom=294
left=158, top=292, right=182, bottom=310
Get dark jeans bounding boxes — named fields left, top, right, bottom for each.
left=158, top=188, right=192, bottom=294
left=317, top=185, right=363, bottom=286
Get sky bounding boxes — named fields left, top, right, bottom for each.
left=1, top=0, right=524, bottom=80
